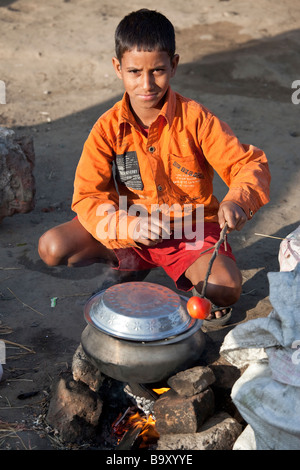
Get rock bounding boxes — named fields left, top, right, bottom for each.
left=208, top=362, right=243, bottom=419
left=209, top=363, right=241, bottom=390
left=72, top=343, right=104, bottom=392
left=167, top=366, right=216, bottom=397
left=0, top=127, right=35, bottom=222
left=153, top=387, right=214, bottom=434
left=46, top=371, right=103, bottom=443
left=156, top=412, right=243, bottom=450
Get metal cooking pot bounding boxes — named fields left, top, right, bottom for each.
left=81, top=282, right=206, bottom=383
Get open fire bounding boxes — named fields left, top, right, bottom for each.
left=112, top=407, right=159, bottom=449
left=46, top=342, right=243, bottom=450
left=112, top=387, right=170, bottom=449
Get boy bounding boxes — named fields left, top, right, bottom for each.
left=38, top=9, right=270, bottom=325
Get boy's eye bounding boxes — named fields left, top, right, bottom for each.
left=127, top=68, right=165, bottom=74
left=153, top=68, right=167, bottom=76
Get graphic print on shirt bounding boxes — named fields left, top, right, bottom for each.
left=115, top=151, right=144, bottom=191
left=169, top=154, right=204, bottom=190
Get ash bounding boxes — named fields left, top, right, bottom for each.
left=124, top=384, right=156, bottom=417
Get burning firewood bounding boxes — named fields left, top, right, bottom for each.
left=112, top=406, right=159, bottom=450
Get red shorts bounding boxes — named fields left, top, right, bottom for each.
left=113, top=222, right=235, bottom=291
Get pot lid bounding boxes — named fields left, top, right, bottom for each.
left=84, top=282, right=199, bottom=341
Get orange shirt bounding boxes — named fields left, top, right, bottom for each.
left=72, top=87, right=270, bottom=249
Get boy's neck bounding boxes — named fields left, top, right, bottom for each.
left=130, top=104, right=158, bottom=129
left=138, top=122, right=149, bottom=137
left=129, top=91, right=168, bottom=129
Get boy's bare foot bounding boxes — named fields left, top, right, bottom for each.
left=206, top=307, right=229, bottom=320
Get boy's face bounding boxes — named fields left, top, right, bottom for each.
left=112, top=48, right=179, bottom=124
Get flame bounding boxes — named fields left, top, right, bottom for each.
left=112, top=407, right=159, bottom=448
left=112, top=388, right=170, bottom=448
left=129, top=412, right=159, bottom=448
left=152, top=387, right=170, bottom=395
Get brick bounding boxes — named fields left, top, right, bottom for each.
left=72, top=343, right=104, bottom=392
left=167, top=366, right=215, bottom=396
left=46, top=371, right=103, bottom=443
left=153, top=387, right=214, bottom=434
left=156, top=412, right=243, bottom=450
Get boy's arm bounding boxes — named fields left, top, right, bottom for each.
left=200, top=114, right=271, bottom=227
left=71, top=123, right=139, bottom=250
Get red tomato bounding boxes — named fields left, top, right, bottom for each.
left=187, top=296, right=212, bottom=320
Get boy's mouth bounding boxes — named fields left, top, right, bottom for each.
left=138, top=93, right=158, bottom=101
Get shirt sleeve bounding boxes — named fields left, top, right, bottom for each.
left=199, top=114, right=271, bottom=219
left=71, top=121, right=138, bottom=249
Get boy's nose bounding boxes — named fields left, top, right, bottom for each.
left=141, top=72, right=154, bottom=91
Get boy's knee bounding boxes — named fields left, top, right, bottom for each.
left=38, top=230, right=65, bottom=267
left=192, top=265, right=242, bottom=307
left=210, top=282, right=241, bottom=307
left=194, top=280, right=241, bottom=307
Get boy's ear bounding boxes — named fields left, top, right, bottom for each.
left=112, top=57, right=122, bottom=79
left=171, top=54, right=180, bottom=77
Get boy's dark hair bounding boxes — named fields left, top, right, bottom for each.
left=115, top=9, right=176, bottom=62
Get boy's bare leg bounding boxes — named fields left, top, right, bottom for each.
left=185, top=253, right=242, bottom=319
left=38, top=218, right=117, bottom=267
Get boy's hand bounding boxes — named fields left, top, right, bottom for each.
left=130, top=212, right=171, bottom=247
left=218, top=201, right=247, bottom=232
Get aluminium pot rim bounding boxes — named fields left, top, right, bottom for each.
left=84, top=310, right=203, bottom=346
left=83, top=281, right=200, bottom=342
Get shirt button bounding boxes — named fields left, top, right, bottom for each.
left=148, top=146, right=156, bottom=153
left=157, top=185, right=163, bottom=191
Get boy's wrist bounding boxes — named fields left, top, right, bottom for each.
left=219, top=200, right=247, bottom=215
left=220, top=192, right=255, bottom=220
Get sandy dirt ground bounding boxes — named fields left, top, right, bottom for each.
left=0, top=0, right=300, bottom=451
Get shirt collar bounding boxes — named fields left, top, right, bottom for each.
left=118, top=86, right=176, bottom=129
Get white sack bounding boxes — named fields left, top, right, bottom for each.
left=220, top=263, right=300, bottom=450
left=278, top=225, right=300, bottom=272
left=232, top=424, right=257, bottom=450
